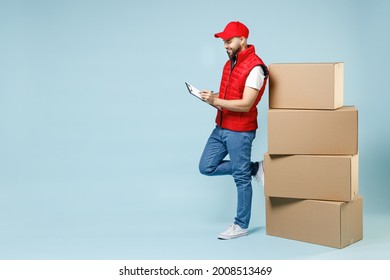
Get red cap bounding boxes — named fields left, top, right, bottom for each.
left=214, top=21, right=249, bottom=40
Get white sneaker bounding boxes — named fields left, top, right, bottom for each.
left=218, top=224, right=248, bottom=240
left=253, top=160, right=264, bottom=186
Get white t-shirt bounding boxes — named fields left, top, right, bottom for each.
left=245, top=66, right=265, bottom=90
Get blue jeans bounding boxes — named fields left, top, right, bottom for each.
left=199, top=126, right=259, bottom=229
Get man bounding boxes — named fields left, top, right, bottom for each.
left=199, top=21, right=268, bottom=240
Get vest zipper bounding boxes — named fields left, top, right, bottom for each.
left=220, top=61, right=235, bottom=128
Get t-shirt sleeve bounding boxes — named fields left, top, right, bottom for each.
left=245, top=66, right=265, bottom=90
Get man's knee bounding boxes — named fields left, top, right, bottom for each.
left=199, top=162, right=213, bottom=175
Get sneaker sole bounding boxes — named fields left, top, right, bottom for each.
left=217, top=232, right=248, bottom=240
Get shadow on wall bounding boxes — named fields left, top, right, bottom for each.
left=359, top=147, right=390, bottom=214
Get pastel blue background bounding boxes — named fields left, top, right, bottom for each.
left=1, top=0, right=389, bottom=259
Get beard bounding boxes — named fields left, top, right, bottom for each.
left=226, top=45, right=240, bottom=59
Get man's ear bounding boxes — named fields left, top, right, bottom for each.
left=240, top=37, right=247, bottom=46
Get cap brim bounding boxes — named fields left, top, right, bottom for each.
left=214, top=32, right=234, bottom=40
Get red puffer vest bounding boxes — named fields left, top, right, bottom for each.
left=216, top=45, right=268, bottom=131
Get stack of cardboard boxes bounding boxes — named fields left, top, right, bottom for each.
left=264, top=63, right=363, bottom=248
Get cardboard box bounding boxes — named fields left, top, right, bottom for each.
left=265, top=196, right=363, bottom=248
left=269, top=63, right=344, bottom=110
left=268, top=106, right=358, bottom=155
left=264, top=153, right=358, bottom=201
